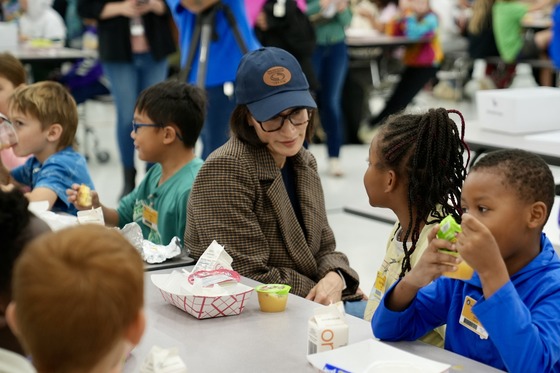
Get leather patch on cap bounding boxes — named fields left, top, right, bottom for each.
left=263, top=66, right=292, bottom=86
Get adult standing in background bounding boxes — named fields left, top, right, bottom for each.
left=78, top=0, right=175, bottom=198
left=185, top=47, right=363, bottom=304
left=167, top=0, right=260, bottom=159
left=247, top=0, right=319, bottom=92
left=307, top=0, right=351, bottom=177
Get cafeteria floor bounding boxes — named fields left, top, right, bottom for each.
left=82, top=90, right=560, bottom=296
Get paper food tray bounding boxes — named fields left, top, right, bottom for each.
left=307, top=339, right=451, bottom=373
left=151, top=274, right=253, bottom=319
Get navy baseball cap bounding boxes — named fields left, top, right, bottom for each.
left=235, top=47, right=317, bottom=122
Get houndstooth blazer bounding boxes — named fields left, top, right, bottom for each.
left=184, top=137, right=360, bottom=298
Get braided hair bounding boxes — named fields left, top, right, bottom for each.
left=377, top=108, right=470, bottom=277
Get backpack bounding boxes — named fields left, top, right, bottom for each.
left=255, top=0, right=316, bottom=59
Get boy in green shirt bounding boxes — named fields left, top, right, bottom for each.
left=68, top=81, right=206, bottom=245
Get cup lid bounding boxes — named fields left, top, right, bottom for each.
left=255, top=284, right=291, bottom=295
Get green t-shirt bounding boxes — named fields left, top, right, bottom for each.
left=306, top=0, right=352, bottom=45
left=493, top=1, right=529, bottom=62
left=117, top=158, right=203, bottom=245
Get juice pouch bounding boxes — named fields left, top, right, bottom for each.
left=437, top=216, right=474, bottom=281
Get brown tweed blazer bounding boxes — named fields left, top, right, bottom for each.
left=184, top=137, right=360, bottom=298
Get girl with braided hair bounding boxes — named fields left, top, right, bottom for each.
left=358, top=108, right=470, bottom=347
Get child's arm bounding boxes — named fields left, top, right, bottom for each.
left=528, top=0, right=552, bottom=13
left=66, top=184, right=119, bottom=226
left=385, top=225, right=460, bottom=311
left=455, top=214, right=509, bottom=299
left=25, top=187, right=58, bottom=209
left=403, top=12, right=438, bottom=39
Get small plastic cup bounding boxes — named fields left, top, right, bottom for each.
left=0, top=115, right=18, bottom=151
left=255, top=284, right=291, bottom=312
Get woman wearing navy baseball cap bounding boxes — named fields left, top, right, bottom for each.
left=184, top=47, right=364, bottom=305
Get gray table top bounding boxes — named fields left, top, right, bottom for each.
left=123, top=268, right=503, bottom=372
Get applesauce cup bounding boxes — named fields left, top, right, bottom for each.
left=255, top=284, right=291, bottom=312
left=0, top=114, right=18, bottom=150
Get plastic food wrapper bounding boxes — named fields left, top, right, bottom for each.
left=151, top=242, right=253, bottom=319
left=308, top=302, right=349, bottom=355
left=118, top=223, right=181, bottom=264
left=77, top=207, right=104, bottom=225
left=140, top=346, right=188, bottom=373
left=142, top=237, right=182, bottom=264
left=120, top=222, right=144, bottom=251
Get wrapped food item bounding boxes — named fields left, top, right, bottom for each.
left=77, top=184, right=92, bottom=207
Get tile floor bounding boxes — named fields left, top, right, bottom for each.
left=80, top=90, right=559, bottom=296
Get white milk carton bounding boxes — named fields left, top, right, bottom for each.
left=476, top=87, right=560, bottom=134
left=0, top=23, right=18, bottom=52
left=308, top=302, right=349, bottom=355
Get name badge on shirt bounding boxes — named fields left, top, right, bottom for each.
left=370, top=271, right=387, bottom=302
left=459, top=296, right=489, bottom=339
left=142, top=204, right=158, bottom=231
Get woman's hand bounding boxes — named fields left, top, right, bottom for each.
left=306, top=271, right=344, bottom=305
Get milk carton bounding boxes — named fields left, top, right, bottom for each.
left=308, top=302, right=349, bottom=355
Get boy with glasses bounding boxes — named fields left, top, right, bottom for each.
left=68, top=81, right=206, bottom=245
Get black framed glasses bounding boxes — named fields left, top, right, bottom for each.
left=257, top=108, right=312, bottom=133
left=131, top=120, right=184, bottom=141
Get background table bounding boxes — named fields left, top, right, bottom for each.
left=123, top=268, right=504, bottom=372
left=10, top=47, right=97, bottom=63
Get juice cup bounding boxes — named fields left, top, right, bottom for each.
left=255, top=284, right=291, bottom=312
left=437, top=216, right=474, bottom=280
left=0, top=115, right=18, bottom=150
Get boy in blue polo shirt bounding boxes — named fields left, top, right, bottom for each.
left=0, top=81, right=94, bottom=215
left=68, top=81, right=206, bottom=245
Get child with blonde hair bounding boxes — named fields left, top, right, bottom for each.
left=6, top=224, right=145, bottom=373
left=0, top=81, right=95, bottom=215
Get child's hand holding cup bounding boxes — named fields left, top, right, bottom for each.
left=0, top=114, right=18, bottom=151
left=437, top=215, right=474, bottom=281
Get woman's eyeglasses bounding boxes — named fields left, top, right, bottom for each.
left=131, top=121, right=183, bottom=141
left=257, top=108, right=312, bottom=133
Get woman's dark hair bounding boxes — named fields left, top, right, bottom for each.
left=377, top=108, right=470, bottom=277
left=230, top=105, right=315, bottom=147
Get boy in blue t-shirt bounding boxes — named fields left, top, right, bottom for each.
left=372, top=149, right=560, bottom=372
left=68, top=81, right=206, bottom=245
left=0, top=81, right=94, bottom=215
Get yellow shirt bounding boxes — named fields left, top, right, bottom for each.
left=365, top=221, right=445, bottom=347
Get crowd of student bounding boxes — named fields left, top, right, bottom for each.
left=2, top=0, right=560, bottom=372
